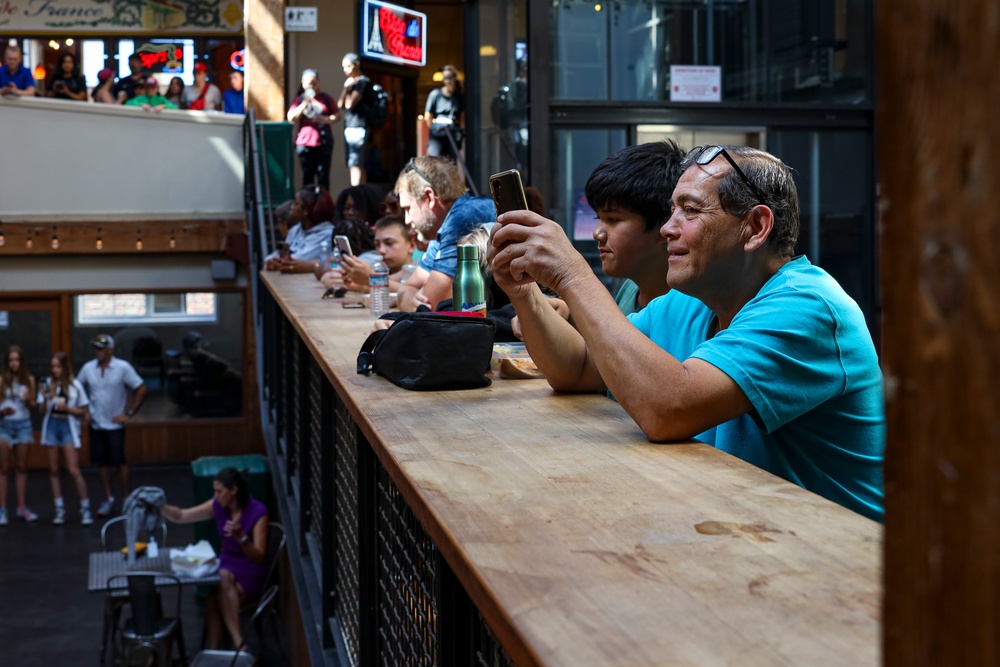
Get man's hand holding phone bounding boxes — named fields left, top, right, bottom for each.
left=489, top=209, right=590, bottom=297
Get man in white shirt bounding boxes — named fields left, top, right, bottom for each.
left=77, top=334, right=147, bottom=517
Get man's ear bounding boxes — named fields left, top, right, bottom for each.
left=423, top=186, right=440, bottom=209
left=743, top=205, right=774, bottom=253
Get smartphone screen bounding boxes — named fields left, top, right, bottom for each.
left=489, top=169, right=528, bottom=215
left=334, top=235, right=353, bottom=257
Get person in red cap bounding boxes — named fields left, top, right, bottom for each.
left=183, top=61, right=221, bottom=111
left=125, top=76, right=177, bottom=112
left=92, top=67, right=117, bottom=104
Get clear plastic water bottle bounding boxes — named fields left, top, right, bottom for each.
left=329, top=244, right=342, bottom=271
left=318, top=240, right=330, bottom=270
left=369, top=258, right=391, bottom=317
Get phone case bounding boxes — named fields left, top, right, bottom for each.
left=489, top=170, right=528, bottom=215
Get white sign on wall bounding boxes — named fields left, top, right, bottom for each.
left=670, top=65, right=722, bottom=103
left=285, top=7, right=318, bottom=32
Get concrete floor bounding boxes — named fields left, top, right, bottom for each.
left=0, top=465, right=202, bottom=666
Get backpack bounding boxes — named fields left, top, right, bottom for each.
left=366, top=83, right=389, bottom=129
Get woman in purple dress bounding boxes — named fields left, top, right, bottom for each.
left=163, top=467, right=269, bottom=648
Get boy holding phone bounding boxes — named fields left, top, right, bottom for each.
left=322, top=216, right=416, bottom=292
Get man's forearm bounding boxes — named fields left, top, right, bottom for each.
left=510, top=284, right=605, bottom=393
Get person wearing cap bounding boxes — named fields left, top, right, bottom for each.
left=183, top=61, right=221, bottom=111
left=112, top=53, right=146, bottom=103
left=125, top=76, right=177, bottom=112
left=76, top=334, right=147, bottom=518
left=92, top=67, right=117, bottom=104
left=0, top=44, right=36, bottom=97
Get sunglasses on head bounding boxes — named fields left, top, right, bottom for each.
left=405, top=158, right=433, bottom=189
left=695, top=145, right=769, bottom=208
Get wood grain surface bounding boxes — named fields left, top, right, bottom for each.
left=876, top=3, right=1000, bottom=665
left=263, top=271, right=882, bottom=667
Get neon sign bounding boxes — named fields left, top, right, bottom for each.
left=136, top=43, right=183, bottom=73
left=361, top=0, right=426, bottom=67
left=230, top=49, right=245, bottom=72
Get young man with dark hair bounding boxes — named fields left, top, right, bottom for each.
left=585, top=140, right=686, bottom=315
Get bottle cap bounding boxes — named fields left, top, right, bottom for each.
left=458, top=244, right=479, bottom=260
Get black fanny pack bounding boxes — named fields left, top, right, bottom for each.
left=357, top=312, right=495, bottom=391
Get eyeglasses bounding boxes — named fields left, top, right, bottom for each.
left=695, top=145, right=768, bottom=208
left=443, top=76, right=456, bottom=81
left=405, top=158, right=433, bottom=190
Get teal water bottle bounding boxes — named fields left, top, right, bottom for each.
left=453, top=244, right=486, bottom=316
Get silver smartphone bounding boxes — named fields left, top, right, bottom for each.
left=334, top=234, right=353, bottom=257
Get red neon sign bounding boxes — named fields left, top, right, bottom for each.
left=378, top=7, right=423, bottom=63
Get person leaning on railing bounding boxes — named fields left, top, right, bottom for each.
left=264, top=186, right=335, bottom=274
left=488, top=145, right=886, bottom=521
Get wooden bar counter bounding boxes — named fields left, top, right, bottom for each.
left=261, top=271, right=881, bottom=666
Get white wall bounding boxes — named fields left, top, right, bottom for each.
left=0, top=255, right=248, bottom=292
left=0, top=96, right=245, bottom=222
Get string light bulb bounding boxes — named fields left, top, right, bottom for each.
left=26, top=231, right=33, bottom=249
left=96, top=227, right=103, bottom=251
left=136, top=229, right=143, bottom=251
left=0, top=223, right=5, bottom=247
left=51, top=226, right=59, bottom=250
left=169, top=229, right=176, bottom=249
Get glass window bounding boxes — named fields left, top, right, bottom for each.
left=76, top=294, right=217, bottom=325
left=475, top=0, right=530, bottom=182
left=72, top=292, right=243, bottom=419
left=551, top=128, right=627, bottom=289
left=768, top=129, right=876, bottom=328
left=550, top=0, right=871, bottom=105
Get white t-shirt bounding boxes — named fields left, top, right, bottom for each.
left=40, top=379, right=89, bottom=448
left=77, top=357, right=144, bottom=430
left=182, top=82, right=222, bottom=111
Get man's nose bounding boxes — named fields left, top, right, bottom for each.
left=660, top=212, right=679, bottom=239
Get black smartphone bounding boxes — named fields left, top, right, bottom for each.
left=489, top=169, right=528, bottom=215
left=334, top=234, right=353, bottom=257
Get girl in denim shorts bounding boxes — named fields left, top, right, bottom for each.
left=39, top=352, right=92, bottom=525
left=0, top=345, right=39, bottom=525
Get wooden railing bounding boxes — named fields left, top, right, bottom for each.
left=255, top=270, right=881, bottom=667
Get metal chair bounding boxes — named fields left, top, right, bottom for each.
left=100, top=515, right=169, bottom=550
left=200, top=523, right=287, bottom=651
left=190, top=585, right=279, bottom=667
left=259, top=522, right=285, bottom=594
left=99, top=517, right=169, bottom=664
left=106, top=572, right=188, bottom=667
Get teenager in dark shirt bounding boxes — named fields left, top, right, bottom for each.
left=46, top=52, right=87, bottom=101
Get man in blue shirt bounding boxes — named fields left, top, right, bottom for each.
left=395, top=156, right=496, bottom=310
left=1, top=45, right=36, bottom=97
left=489, top=146, right=885, bottom=521
left=223, top=71, right=245, bottom=114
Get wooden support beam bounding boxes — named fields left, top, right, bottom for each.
left=878, top=2, right=1000, bottom=664
left=0, top=220, right=245, bottom=256
left=245, top=0, right=286, bottom=120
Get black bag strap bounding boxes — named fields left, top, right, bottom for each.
left=356, top=328, right=389, bottom=375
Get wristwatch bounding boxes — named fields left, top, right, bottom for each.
left=126, top=409, right=135, bottom=417
left=240, top=535, right=249, bottom=546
